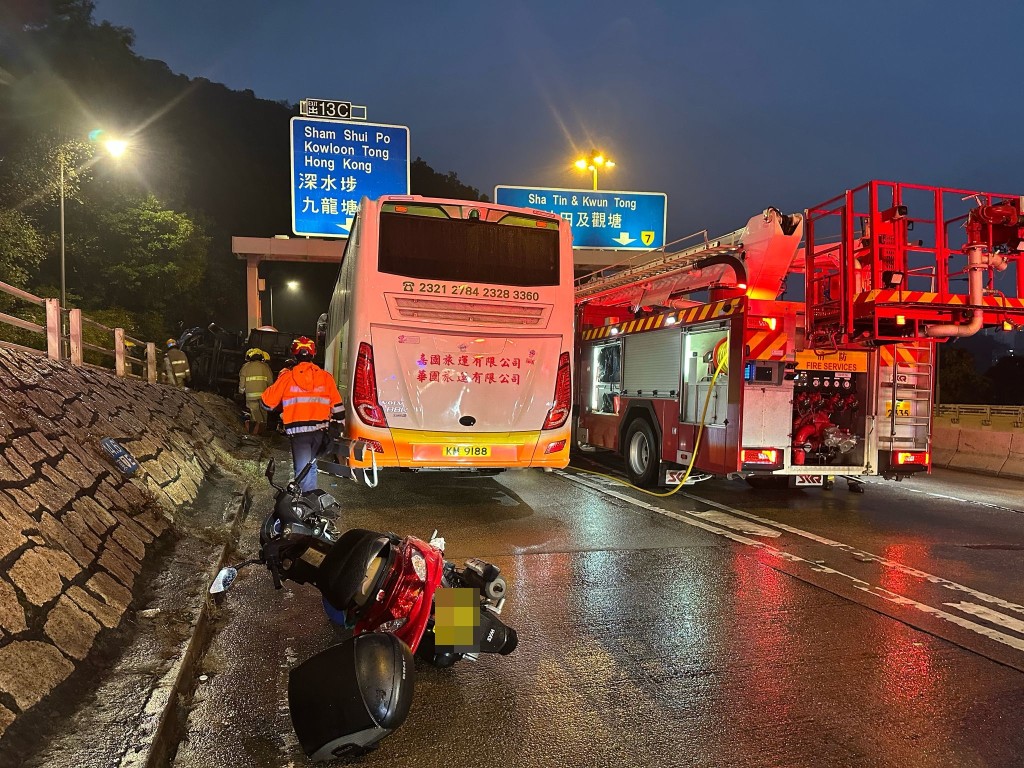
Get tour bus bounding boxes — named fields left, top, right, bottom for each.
left=324, top=195, right=574, bottom=473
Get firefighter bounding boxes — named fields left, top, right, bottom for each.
left=238, top=347, right=273, bottom=435
left=164, top=338, right=191, bottom=388
left=260, top=336, right=344, bottom=493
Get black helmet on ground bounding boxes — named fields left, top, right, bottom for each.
left=288, top=633, right=415, bottom=759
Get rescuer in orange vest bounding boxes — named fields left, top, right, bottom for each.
left=260, top=336, right=344, bottom=493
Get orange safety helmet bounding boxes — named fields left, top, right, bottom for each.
left=291, top=336, right=316, bottom=357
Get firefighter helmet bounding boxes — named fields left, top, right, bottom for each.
left=291, top=336, right=316, bottom=358
left=166, top=338, right=177, bottom=349
left=246, top=347, right=266, bottom=361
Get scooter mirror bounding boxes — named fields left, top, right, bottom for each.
left=265, top=458, right=276, bottom=483
left=209, top=566, right=238, bottom=595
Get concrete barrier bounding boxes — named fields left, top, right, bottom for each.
left=999, top=432, right=1024, bottom=480
left=930, top=425, right=960, bottom=468
left=946, top=427, right=1012, bottom=476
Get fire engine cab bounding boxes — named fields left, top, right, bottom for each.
left=574, top=181, right=1024, bottom=490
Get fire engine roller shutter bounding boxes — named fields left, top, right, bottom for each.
left=622, top=328, right=682, bottom=397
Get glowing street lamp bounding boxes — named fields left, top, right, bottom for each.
left=269, top=280, right=300, bottom=326
left=574, top=150, right=615, bottom=190
left=103, top=138, right=129, bottom=158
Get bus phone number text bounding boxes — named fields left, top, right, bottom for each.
left=402, top=281, right=539, bottom=302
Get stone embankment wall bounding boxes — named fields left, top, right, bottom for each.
left=0, top=348, right=239, bottom=738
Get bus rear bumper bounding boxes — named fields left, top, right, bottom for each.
left=351, top=427, right=570, bottom=469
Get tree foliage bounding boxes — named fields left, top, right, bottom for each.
left=76, top=194, right=209, bottom=315
left=411, top=157, right=487, bottom=201
left=984, top=355, right=1024, bottom=405
left=937, top=347, right=991, bottom=404
left=0, top=208, right=46, bottom=287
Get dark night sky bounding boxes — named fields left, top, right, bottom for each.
left=92, top=0, right=1024, bottom=243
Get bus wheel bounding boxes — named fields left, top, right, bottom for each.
left=625, top=418, right=659, bottom=488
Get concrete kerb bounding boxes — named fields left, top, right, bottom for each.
left=142, top=484, right=252, bottom=768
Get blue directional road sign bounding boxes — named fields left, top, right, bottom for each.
left=291, top=117, right=410, bottom=238
left=494, top=185, right=667, bottom=250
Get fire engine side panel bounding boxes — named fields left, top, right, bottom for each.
left=675, top=317, right=744, bottom=475
left=622, top=328, right=682, bottom=397
left=740, top=384, right=795, bottom=462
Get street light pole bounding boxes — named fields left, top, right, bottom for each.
left=57, top=133, right=130, bottom=316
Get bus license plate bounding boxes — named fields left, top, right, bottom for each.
left=443, top=445, right=491, bottom=458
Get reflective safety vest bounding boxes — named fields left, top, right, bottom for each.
left=165, top=348, right=191, bottom=387
left=260, top=362, right=344, bottom=435
left=238, top=360, right=273, bottom=399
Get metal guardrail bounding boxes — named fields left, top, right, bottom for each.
left=936, top=404, right=1024, bottom=428
left=0, top=279, right=160, bottom=381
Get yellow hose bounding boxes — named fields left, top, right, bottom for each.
left=574, top=351, right=729, bottom=497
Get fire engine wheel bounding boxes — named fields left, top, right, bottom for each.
left=624, top=418, right=659, bottom=488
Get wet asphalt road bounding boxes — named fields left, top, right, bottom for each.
left=173, top=456, right=1024, bottom=768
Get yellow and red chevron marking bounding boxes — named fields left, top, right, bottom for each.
left=579, top=299, right=743, bottom=341
left=855, top=290, right=1024, bottom=310
left=745, top=328, right=790, bottom=360
left=878, top=345, right=932, bottom=367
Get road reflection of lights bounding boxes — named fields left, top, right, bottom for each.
left=874, top=542, right=941, bottom=706
left=880, top=541, right=931, bottom=594
left=728, top=551, right=796, bottom=722
left=877, top=622, right=939, bottom=706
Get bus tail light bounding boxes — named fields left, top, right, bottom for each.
left=359, top=439, right=384, bottom=453
left=542, top=352, right=571, bottom=430
left=353, top=342, right=387, bottom=428
left=893, top=451, right=929, bottom=467
left=545, top=439, right=566, bottom=454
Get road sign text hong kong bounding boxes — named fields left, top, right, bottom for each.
left=290, top=117, right=410, bottom=238
left=494, top=185, right=667, bottom=250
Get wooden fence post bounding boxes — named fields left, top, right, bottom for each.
left=114, top=328, right=126, bottom=377
left=146, top=342, right=157, bottom=383
left=68, top=309, right=83, bottom=365
left=45, top=298, right=61, bottom=360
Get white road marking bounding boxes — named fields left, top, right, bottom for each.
left=557, top=470, right=1024, bottom=660
left=687, top=509, right=782, bottom=537
left=860, top=479, right=1023, bottom=514
left=944, top=601, right=1024, bottom=636
left=670, top=488, right=1024, bottom=618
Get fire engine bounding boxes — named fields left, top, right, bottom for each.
left=574, top=181, right=1024, bottom=490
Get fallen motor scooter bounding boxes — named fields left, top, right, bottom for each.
left=210, top=439, right=518, bottom=760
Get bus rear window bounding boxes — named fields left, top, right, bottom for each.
left=377, top=212, right=560, bottom=287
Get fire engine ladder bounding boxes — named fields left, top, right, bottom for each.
left=877, top=341, right=933, bottom=455
left=575, top=227, right=746, bottom=306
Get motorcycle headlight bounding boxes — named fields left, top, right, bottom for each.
left=411, top=551, right=427, bottom=581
